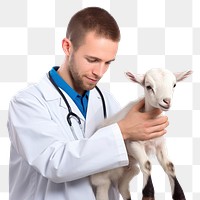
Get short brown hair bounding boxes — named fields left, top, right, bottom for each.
left=66, top=7, right=120, bottom=50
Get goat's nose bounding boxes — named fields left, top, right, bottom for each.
left=163, top=98, right=171, bottom=105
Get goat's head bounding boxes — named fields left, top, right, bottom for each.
left=126, top=68, right=192, bottom=111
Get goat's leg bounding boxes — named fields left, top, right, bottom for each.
left=127, top=142, right=155, bottom=200
left=118, top=162, right=140, bottom=200
left=156, top=143, right=186, bottom=200
left=90, top=172, right=111, bottom=200
left=95, top=180, right=111, bottom=200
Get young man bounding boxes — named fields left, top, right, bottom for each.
left=8, top=7, right=168, bottom=200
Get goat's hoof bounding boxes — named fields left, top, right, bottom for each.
left=172, top=177, right=186, bottom=200
left=142, top=176, right=154, bottom=198
left=172, top=197, right=186, bottom=200
left=142, top=197, right=155, bottom=200
left=175, top=198, right=186, bottom=200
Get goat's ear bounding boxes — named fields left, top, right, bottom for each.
left=174, top=70, right=192, bottom=82
left=125, top=72, right=145, bottom=86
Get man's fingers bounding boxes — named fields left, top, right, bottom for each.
left=146, top=129, right=167, bottom=140
left=146, top=116, right=168, bottom=127
left=145, top=119, right=169, bottom=134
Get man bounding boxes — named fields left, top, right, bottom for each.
left=7, top=7, right=168, bottom=200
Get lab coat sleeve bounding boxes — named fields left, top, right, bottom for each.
left=8, top=92, right=128, bottom=183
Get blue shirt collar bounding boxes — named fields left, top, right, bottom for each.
left=49, top=66, right=89, bottom=101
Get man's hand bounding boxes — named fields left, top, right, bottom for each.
left=118, top=99, right=169, bottom=141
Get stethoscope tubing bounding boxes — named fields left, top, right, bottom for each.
left=48, top=71, right=107, bottom=139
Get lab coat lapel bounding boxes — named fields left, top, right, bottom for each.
left=39, top=75, right=103, bottom=138
left=84, top=88, right=105, bottom=138
left=39, top=74, right=85, bottom=121
left=38, top=75, right=86, bottom=140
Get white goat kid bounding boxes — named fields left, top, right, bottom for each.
left=90, top=68, right=192, bottom=200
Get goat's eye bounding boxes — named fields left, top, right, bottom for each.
left=146, top=86, right=152, bottom=90
left=173, top=84, right=176, bottom=88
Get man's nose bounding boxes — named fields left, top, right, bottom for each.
left=93, top=64, right=106, bottom=77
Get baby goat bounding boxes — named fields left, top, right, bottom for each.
left=90, top=68, right=192, bottom=200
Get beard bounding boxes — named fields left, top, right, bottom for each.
left=68, top=56, right=98, bottom=94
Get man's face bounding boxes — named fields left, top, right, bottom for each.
left=67, top=32, right=118, bottom=94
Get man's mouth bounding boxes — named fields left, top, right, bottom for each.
left=86, top=77, right=99, bottom=83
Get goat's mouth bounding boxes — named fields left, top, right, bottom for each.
left=159, top=104, right=170, bottom=111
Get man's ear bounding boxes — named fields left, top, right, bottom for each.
left=62, top=38, right=72, bottom=56
left=125, top=72, right=145, bottom=86
left=174, top=70, right=192, bottom=82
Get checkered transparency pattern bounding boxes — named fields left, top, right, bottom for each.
left=0, top=0, right=199, bottom=199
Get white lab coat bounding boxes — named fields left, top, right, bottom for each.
left=7, top=74, right=129, bottom=200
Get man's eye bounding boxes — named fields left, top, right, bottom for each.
left=87, top=58, right=97, bottom=63
left=105, top=62, right=111, bottom=65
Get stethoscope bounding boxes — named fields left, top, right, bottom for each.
left=48, top=71, right=107, bottom=139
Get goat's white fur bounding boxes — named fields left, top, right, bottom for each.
left=90, top=68, right=192, bottom=200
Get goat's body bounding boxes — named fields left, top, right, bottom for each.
left=91, top=100, right=167, bottom=200
left=90, top=68, right=190, bottom=200
left=91, top=104, right=182, bottom=200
